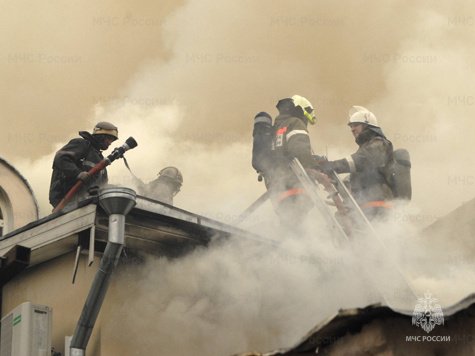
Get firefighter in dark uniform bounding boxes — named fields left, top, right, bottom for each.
left=137, top=166, right=183, bottom=205
left=268, top=95, right=318, bottom=227
left=325, top=106, right=393, bottom=220
left=49, top=121, right=118, bottom=208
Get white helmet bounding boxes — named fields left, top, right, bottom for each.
left=348, top=106, right=378, bottom=127
left=292, top=95, right=316, bottom=125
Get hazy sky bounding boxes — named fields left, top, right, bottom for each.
left=2, top=0, right=475, bottom=220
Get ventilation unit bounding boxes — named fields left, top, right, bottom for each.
left=0, top=302, right=52, bottom=356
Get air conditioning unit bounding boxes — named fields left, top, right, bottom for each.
left=64, top=336, right=72, bottom=356
left=0, top=302, right=52, bottom=356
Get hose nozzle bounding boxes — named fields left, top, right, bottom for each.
left=107, top=137, right=138, bottom=163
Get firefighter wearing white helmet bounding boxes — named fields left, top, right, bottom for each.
left=49, top=121, right=119, bottom=208
left=348, top=105, right=378, bottom=127
left=266, top=95, right=318, bottom=227
left=139, top=166, right=183, bottom=205
left=324, top=106, right=394, bottom=220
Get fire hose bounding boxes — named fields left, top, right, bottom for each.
left=53, top=137, right=138, bottom=213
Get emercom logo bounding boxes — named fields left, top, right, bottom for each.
left=412, top=292, right=444, bottom=333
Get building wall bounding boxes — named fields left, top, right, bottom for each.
left=1, top=252, right=103, bottom=355
left=0, top=161, right=38, bottom=235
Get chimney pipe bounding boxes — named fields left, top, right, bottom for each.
left=70, top=187, right=136, bottom=356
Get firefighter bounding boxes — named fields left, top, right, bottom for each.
left=49, top=121, right=118, bottom=208
left=324, top=106, right=393, bottom=220
left=138, top=166, right=183, bottom=205
left=268, top=95, right=318, bottom=227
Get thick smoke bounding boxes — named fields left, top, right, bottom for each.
left=104, top=220, right=375, bottom=355
left=99, top=203, right=475, bottom=356
left=0, top=0, right=183, bottom=157
left=3, top=0, right=475, bottom=220
left=2, top=0, right=475, bottom=354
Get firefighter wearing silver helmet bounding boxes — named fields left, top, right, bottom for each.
left=139, top=166, right=183, bottom=205
left=325, top=106, right=394, bottom=220
left=267, top=94, right=318, bottom=227
left=49, top=121, right=119, bottom=208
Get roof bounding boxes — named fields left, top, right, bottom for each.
left=234, top=293, right=475, bottom=355
left=0, top=193, right=265, bottom=285
left=421, top=197, right=475, bottom=238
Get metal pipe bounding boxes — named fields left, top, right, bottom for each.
left=107, top=214, right=125, bottom=244
left=69, top=239, right=123, bottom=351
left=70, top=187, right=135, bottom=355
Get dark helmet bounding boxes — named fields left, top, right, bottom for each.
left=158, top=167, right=183, bottom=194
left=92, top=121, right=118, bottom=141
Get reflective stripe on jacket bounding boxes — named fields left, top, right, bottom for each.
left=267, top=114, right=315, bottom=205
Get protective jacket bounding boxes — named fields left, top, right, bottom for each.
left=329, top=127, right=393, bottom=207
left=49, top=131, right=107, bottom=207
left=269, top=114, right=315, bottom=201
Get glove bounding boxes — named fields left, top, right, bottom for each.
left=316, top=161, right=334, bottom=175
left=77, top=171, right=92, bottom=184
left=313, top=155, right=327, bottom=164
left=312, top=155, right=331, bottom=172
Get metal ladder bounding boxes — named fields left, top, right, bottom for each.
left=289, top=158, right=416, bottom=309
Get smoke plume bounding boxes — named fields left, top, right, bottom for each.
left=3, top=0, right=475, bottom=220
